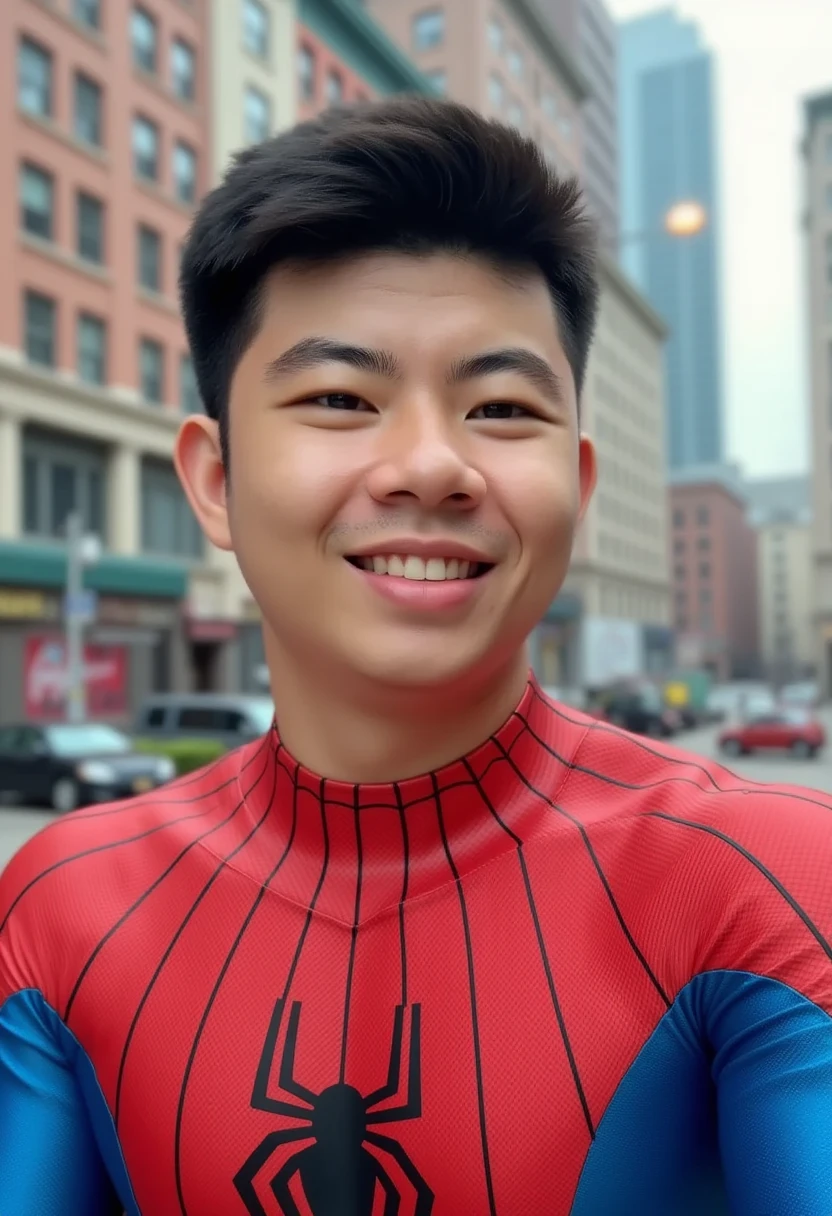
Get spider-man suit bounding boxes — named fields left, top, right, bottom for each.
left=1, top=679, right=831, bottom=1215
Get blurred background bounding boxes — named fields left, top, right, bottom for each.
left=0, top=0, right=830, bottom=848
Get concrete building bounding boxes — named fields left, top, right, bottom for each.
left=618, top=9, right=724, bottom=471
left=364, top=0, right=590, bottom=177
left=534, top=254, right=672, bottom=689
left=804, top=89, right=832, bottom=698
left=576, top=0, right=619, bottom=251
left=669, top=465, right=759, bottom=681
left=746, top=477, right=813, bottom=685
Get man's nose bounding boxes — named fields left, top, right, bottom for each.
left=364, top=406, right=487, bottom=510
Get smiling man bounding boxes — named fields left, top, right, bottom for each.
left=0, top=98, right=831, bottom=1216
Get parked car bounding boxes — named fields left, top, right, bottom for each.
left=134, top=694, right=275, bottom=750
left=0, top=723, right=176, bottom=813
left=599, top=685, right=679, bottom=739
left=719, top=709, right=826, bottom=759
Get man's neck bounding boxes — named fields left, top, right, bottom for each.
left=264, top=645, right=531, bottom=784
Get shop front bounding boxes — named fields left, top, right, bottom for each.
left=0, top=541, right=189, bottom=725
left=531, top=592, right=584, bottom=689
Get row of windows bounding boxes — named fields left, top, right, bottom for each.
left=674, top=561, right=712, bottom=582
left=599, top=584, right=666, bottom=623
left=597, top=534, right=663, bottom=571
left=674, top=536, right=711, bottom=555
left=296, top=45, right=369, bottom=108
left=19, top=38, right=199, bottom=200
left=673, top=505, right=710, bottom=528
left=21, top=288, right=200, bottom=413
left=22, top=431, right=202, bottom=559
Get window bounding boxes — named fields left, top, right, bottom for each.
left=696, top=505, right=710, bottom=526
left=73, top=0, right=101, bottom=29
left=412, top=9, right=444, bottom=51
left=508, top=101, right=526, bottom=130
left=173, top=141, right=197, bottom=203
left=77, top=313, right=106, bottom=385
left=243, top=0, right=269, bottom=59
left=325, top=71, right=343, bottom=106
left=673, top=563, right=685, bottom=582
left=488, top=73, right=504, bottom=110
left=487, top=18, right=503, bottom=54
left=24, top=291, right=56, bottom=368
left=243, top=86, right=270, bottom=143
left=137, top=225, right=162, bottom=291
left=673, top=508, right=685, bottom=527
left=298, top=46, right=315, bottom=102
left=699, top=588, right=712, bottom=607
left=131, top=6, right=158, bottom=74
left=698, top=536, right=710, bottom=551
left=425, top=69, right=447, bottom=94
left=22, top=431, right=106, bottom=539
left=673, top=539, right=685, bottom=556
left=139, top=337, right=164, bottom=403
left=133, top=115, right=159, bottom=180
left=77, top=192, right=104, bottom=263
left=508, top=47, right=524, bottom=79
left=18, top=38, right=52, bottom=117
left=699, top=562, right=711, bottom=579
left=20, top=164, right=54, bottom=240
left=141, top=459, right=203, bottom=557
left=74, top=73, right=103, bottom=146
left=542, top=92, right=557, bottom=121
left=171, top=38, right=196, bottom=102
left=180, top=353, right=201, bottom=413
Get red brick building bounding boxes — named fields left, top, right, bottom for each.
left=670, top=468, right=760, bottom=680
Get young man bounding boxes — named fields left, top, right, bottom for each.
left=0, top=98, right=830, bottom=1216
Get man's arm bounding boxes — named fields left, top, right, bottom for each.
left=706, top=968, right=832, bottom=1215
left=0, top=986, right=124, bottom=1214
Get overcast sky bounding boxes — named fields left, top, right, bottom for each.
left=605, top=0, right=832, bottom=478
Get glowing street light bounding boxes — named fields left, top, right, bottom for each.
left=663, top=200, right=708, bottom=238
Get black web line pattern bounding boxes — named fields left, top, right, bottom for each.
left=112, top=750, right=281, bottom=1126
left=175, top=772, right=329, bottom=1216
left=0, top=737, right=273, bottom=938
left=432, top=772, right=498, bottom=1216
left=340, top=784, right=364, bottom=1085
left=522, top=689, right=832, bottom=814
left=648, top=811, right=832, bottom=963
left=493, top=736, right=671, bottom=1008
left=64, top=746, right=276, bottom=1024
left=394, top=782, right=410, bottom=1009
left=461, top=756, right=595, bottom=1138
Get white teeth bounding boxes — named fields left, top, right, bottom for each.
left=404, top=556, right=426, bottom=580
left=353, top=554, right=482, bottom=581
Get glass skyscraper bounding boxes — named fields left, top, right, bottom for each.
left=618, top=9, right=723, bottom=470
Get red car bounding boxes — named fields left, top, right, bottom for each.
left=719, top=708, right=826, bottom=759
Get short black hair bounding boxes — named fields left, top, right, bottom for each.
left=180, top=96, right=599, bottom=461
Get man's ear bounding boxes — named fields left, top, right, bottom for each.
left=577, top=433, right=598, bottom=523
left=173, top=416, right=233, bottom=551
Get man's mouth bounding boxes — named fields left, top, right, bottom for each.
left=345, top=555, right=493, bottom=582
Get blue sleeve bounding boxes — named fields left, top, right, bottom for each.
left=0, top=989, right=136, bottom=1215
left=707, top=971, right=832, bottom=1215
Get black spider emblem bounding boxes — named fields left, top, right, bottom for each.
left=234, top=998, right=433, bottom=1215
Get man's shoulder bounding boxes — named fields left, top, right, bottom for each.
left=0, top=746, right=249, bottom=1003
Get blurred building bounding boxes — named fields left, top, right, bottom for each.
left=0, top=0, right=431, bottom=724
left=746, top=476, right=813, bottom=685
left=669, top=465, right=759, bottom=681
left=803, top=89, right=832, bottom=699
left=364, top=0, right=590, bottom=177
left=576, top=0, right=619, bottom=251
left=618, top=10, right=724, bottom=472
left=535, top=254, right=672, bottom=689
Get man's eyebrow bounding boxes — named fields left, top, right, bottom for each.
left=448, top=348, right=565, bottom=403
left=263, top=337, right=401, bottom=382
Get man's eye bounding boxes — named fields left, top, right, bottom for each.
left=308, top=392, right=371, bottom=411
left=470, top=402, right=530, bottom=420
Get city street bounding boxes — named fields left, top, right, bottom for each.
left=0, top=715, right=829, bottom=873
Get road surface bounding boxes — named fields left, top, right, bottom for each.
left=0, top=717, right=829, bottom=872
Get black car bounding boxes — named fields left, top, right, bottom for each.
left=601, top=686, right=678, bottom=739
left=0, top=723, right=177, bottom=813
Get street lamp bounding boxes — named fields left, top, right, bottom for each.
left=619, top=199, right=708, bottom=249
